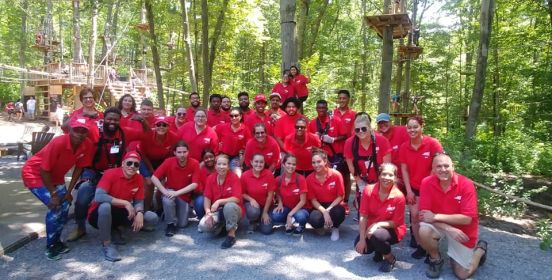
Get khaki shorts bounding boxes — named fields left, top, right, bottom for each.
left=420, top=222, right=475, bottom=269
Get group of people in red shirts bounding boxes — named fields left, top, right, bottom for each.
left=21, top=82, right=487, bottom=279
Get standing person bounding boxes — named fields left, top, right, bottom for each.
left=418, top=153, right=487, bottom=279
left=333, top=90, right=356, bottom=208
left=289, top=65, right=309, bottom=104
left=221, top=95, right=232, bottom=113
left=185, top=92, right=201, bottom=123
left=195, top=148, right=216, bottom=220
left=15, top=99, right=24, bottom=121
left=266, top=93, right=286, bottom=133
left=243, top=123, right=281, bottom=173
left=168, top=106, right=187, bottom=133
left=354, top=163, right=406, bottom=273
left=117, top=94, right=137, bottom=129
left=21, top=117, right=94, bottom=260
left=271, top=153, right=310, bottom=235
left=398, top=116, right=444, bottom=260
left=375, top=113, right=409, bottom=180
left=67, top=87, right=103, bottom=143
left=151, top=141, right=200, bottom=236
left=5, top=101, right=15, bottom=121
left=215, top=108, right=252, bottom=176
left=178, top=108, right=219, bottom=162
left=198, top=155, right=244, bottom=249
left=241, top=154, right=277, bottom=234
left=238, top=91, right=254, bottom=119
left=207, top=93, right=230, bottom=127
left=55, top=103, right=65, bottom=128
left=307, top=150, right=346, bottom=241
left=274, top=98, right=306, bottom=150
left=26, top=96, right=36, bottom=120
left=88, top=151, right=159, bottom=262
left=283, top=118, right=321, bottom=177
left=271, top=70, right=296, bottom=104
left=244, top=94, right=273, bottom=136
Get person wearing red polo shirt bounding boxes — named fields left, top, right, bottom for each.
left=271, top=70, right=296, bottom=103
left=238, top=91, right=255, bottom=119
left=243, top=123, right=281, bottom=173
left=354, top=163, right=406, bottom=273
left=245, top=94, right=273, bottom=136
left=271, top=154, right=310, bottom=236
left=333, top=90, right=356, bottom=205
left=307, top=150, right=346, bottom=241
left=117, top=94, right=137, bottom=129
left=168, top=106, right=187, bottom=133
left=195, top=148, right=216, bottom=221
left=284, top=118, right=321, bottom=176
left=274, top=98, right=306, bottom=150
left=152, top=141, right=200, bottom=236
left=221, top=95, right=232, bottom=113
left=376, top=113, right=409, bottom=179
left=207, top=93, right=230, bottom=128
left=178, top=108, right=219, bottom=161
left=241, top=154, right=277, bottom=234
left=289, top=65, right=309, bottom=103
left=88, top=151, right=159, bottom=262
left=198, top=155, right=243, bottom=249
left=185, top=92, right=201, bottom=123
left=21, top=117, right=94, bottom=260
left=398, top=116, right=443, bottom=259
left=216, top=107, right=251, bottom=176
left=66, top=87, right=103, bottom=143
left=418, top=153, right=487, bottom=279
left=266, top=93, right=286, bottom=133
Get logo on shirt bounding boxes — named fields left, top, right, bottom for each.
left=131, top=187, right=138, bottom=195
left=262, top=183, right=268, bottom=189
left=204, top=138, right=211, bottom=144
left=226, top=187, right=232, bottom=192
left=344, top=118, right=351, bottom=123
left=375, top=147, right=380, bottom=152
left=292, top=188, right=300, bottom=194
left=386, top=205, right=396, bottom=212
left=392, top=145, right=399, bottom=151
left=266, top=152, right=273, bottom=157
left=454, top=195, right=462, bottom=202
left=76, top=153, right=85, bottom=159
left=329, top=181, right=336, bottom=188
left=422, top=151, right=430, bottom=158
left=238, top=134, right=244, bottom=140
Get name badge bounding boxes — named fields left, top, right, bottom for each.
left=110, top=145, right=120, bottom=154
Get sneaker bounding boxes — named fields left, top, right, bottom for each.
left=379, top=257, right=396, bottom=273
left=330, top=228, right=340, bottom=241
left=247, top=223, right=257, bottom=234
left=53, top=242, right=70, bottom=254
left=221, top=236, right=236, bottom=249
left=111, top=229, right=127, bottom=245
left=45, top=245, right=61, bottom=261
left=426, top=257, right=444, bottom=279
left=372, top=251, right=383, bottom=263
left=165, top=223, right=177, bottom=237
left=293, top=226, right=304, bottom=236
left=411, top=246, right=427, bottom=259
left=285, top=226, right=294, bottom=235
left=67, top=229, right=86, bottom=242
left=102, top=244, right=122, bottom=262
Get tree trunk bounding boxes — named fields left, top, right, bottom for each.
left=192, top=0, right=200, bottom=84
left=403, top=0, right=419, bottom=112
left=260, top=39, right=267, bottom=93
left=180, top=0, right=198, bottom=92
left=100, top=0, right=114, bottom=65
left=305, top=0, right=330, bottom=58
left=145, top=0, right=165, bottom=109
left=492, top=7, right=500, bottom=138
left=208, top=0, right=230, bottom=78
left=201, top=0, right=209, bottom=102
left=44, top=0, right=54, bottom=64
left=139, top=1, right=147, bottom=69
left=360, top=0, right=369, bottom=112
left=19, top=0, right=28, bottom=99
left=72, top=0, right=83, bottom=63
left=280, top=0, right=298, bottom=72
left=296, top=0, right=309, bottom=60
left=111, top=0, right=120, bottom=63
left=87, top=0, right=98, bottom=87
left=378, top=0, right=393, bottom=113
left=465, top=0, right=494, bottom=141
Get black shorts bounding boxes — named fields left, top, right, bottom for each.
left=88, top=205, right=132, bottom=229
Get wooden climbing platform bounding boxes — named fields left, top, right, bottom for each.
left=398, top=45, right=423, bottom=60
left=364, top=13, right=411, bottom=39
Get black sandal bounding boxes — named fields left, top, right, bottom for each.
left=476, top=240, right=488, bottom=267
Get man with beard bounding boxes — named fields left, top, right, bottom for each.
left=207, top=93, right=230, bottom=127
left=274, top=98, right=306, bottom=150
left=221, top=95, right=232, bottom=113
left=238, top=91, right=255, bottom=119
left=185, top=92, right=201, bottom=123
left=245, top=94, right=273, bottom=136
left=68, top=107, right=148, bottom=242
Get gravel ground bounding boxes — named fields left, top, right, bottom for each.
left=1, top=213, right=550, bottom=280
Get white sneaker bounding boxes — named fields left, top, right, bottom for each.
left=331, top=228, right=340, bottom=241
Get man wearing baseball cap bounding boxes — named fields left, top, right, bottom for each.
left=245, top=94, right=273, bottom=136
left=21, top=117, right=95, bottom=260
left=376, top=113, right=409, bottom=183
left=88, top=151, right=159, bottom=262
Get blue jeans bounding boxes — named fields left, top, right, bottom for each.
left=270, top=207, right=310, bottom=227
left=74, top=181, right=97, bottom=230
left=29, top=185, right=70, bottom=247
left=193, top=194, right=205, bottom=219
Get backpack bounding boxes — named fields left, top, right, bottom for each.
left=351, top=132, right=379, bottom=184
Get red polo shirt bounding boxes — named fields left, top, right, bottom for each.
left=92, top=127, right=144, bottom=171
left=68, top=107, right=104, bottom=143
left=153, top=157, right=200, bottom=202
left=197, top=166, right=215, bottom=194
left=398, top=136, right=443, bottom=190
left=306, top=169, right=345, bottom=204
left=291, top=74, right=309, bottom=98
left=177, top=122, right=219, bottom=161
left=22, top=134, right=94, bottom=188
left=381, top=125, right=409, bottom=169
left=276, top=173, right=311, bottom=209
left=185, top=106, right=198, bottom=123
left=166, top=116, right=187, bottom=134
left=207, top=109, right=230, bottom=128
left=419, top=174, right=479, bottom=248
left=139, top=130, right=179, bottom=162
left=243, top=136, right=281, bottom=168
left=204, top=172, right=244, bottom=213
left=245, top=112, right=273, bottom=136
left=119, top=112, right=136, bottom=129
left=240, top=169, right=277, bottom=207
left=359, top=183, right=407, bottom=242
left=283, top=133, right=321, bottom=171
left=344, top=134, right=392, bottom=182
left=308, top=116, right=347, bottom=155
left=215, top=123, right=252, bottom=156
left=88, top=167, right=145, bottom=216
left=274, top=114, right=306, bottom=143
left=271, top=83, right=297, bottom=102
left=333, top=108, right=356, bottom=137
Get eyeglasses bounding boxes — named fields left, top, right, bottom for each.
left=125, top=161, right=140, bottom=168
left=156, top=123, right=168, bottom=127
left=354, top=127, right=369, bottom=133
left=230, top=114, right=240, bottom=118
left=295, top=126, right=306, bottom=130
left=176, top=112, right=185, bottom=117
left=255, top=131, right=266, bottom=136
left=195, top=115, right=206, bottom=119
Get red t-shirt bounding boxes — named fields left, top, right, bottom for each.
left=197, top=166, right=215, bottom=194
left=88, top=167, right=145, bottom=216
left=139, top=130, right=179, bottom=162
left=240, top=169, right=277, bottom=207
left=244, top=112, right=273, bottom=136
left=276, top=173, right=310, bottom=209
left=343, top=134, right=392, bottom=182
left=307, top=116, right=347, bottom=155
left=419, top=174, right=479, bottom=248
left=291, top=74, right=309, bottom=98
left=274, top=114, right=306, bottom=143
left=332, top=108, right=356, bottom=137
left=359, top=183, right=407, bottom=242
left=306, top=169, right=345, bottom=204
left=243, top=136, right=281, bottom=168
left=22, top=134, right=94, bottom=188
left=207, top=109, right=230, bottom=128
left=93, top=127, right=144, bottom=171
left=177, top=122, right=219, bottom=161
left=153, top=157, right=200, bottom=202
left=204, top=172, right=244, bottom=213
left=68, top=107, right=104, bottom=143
left=283, top=133, right=321, bottom=171
left=271, top=82, right=296, bottom=102
left=381, top=125, right=409, bottom=169
left=398, top=136, right=443, bottom=190
left=215, top=123, right=252, bottom=156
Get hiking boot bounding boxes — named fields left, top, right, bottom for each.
left=45, top=245, right=61, bottom=261
left=411, top=246, right=427, bottom=259
left=426, top=257, right=444, bottom=279
left=221, top=236, right=236, bottom=249
left=111, top=229, right=127, bottom=245
left=67, top=229, right=86, bottom=242
left=293, top=226, right=304, bottom=236
left=247, top=223, right=257, bottom=234
left=102, top=244, right=122, bottom=262
left=331, top=228, right=340, bottom=241
left=372, top=251, right=383, bottom=263
left=165, top=223, right=177, bottom=237
left=53, top=242, right=70, bottom=254
left=379, top=256, right=396, bottom=273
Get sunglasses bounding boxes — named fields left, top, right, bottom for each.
left=230, top=114, right=240, bottom=118
left=156, top=123, right=168, bottom=127
left=176, top=112, right=185, bottom=117
left=354, top=127, right=369, bottom=133
left=125, top=161, right=140, bottom=168
left=295, top=126, right=306, bottom=130
left=255, top=131, right=266, bottom=136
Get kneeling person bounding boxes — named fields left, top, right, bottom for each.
left=88, top=151, right=159, bottom=262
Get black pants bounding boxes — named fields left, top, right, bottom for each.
left=308, top=202, right=346, bottom=229
left=354, top=228, right=398, bottom=255
left=88, top=205, right=131, bottom=229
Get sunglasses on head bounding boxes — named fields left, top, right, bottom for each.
left=125, top=161, right=140, bottom=168
left=354, top=127, right=369, bottom=133
left=156, top=123, right=168, bottom=127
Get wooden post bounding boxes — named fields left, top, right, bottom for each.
left=378, top=0, right=393, bottom=113
left=280, top=0, right=297, bottom=72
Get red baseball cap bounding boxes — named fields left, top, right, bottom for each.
left=254, top=94, right=267, bottom=103
left=69, top=117, right=90, bottom=130
left=123, top=151, right=141, bottom=161
left=154, top=116, right=169, bottom=126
